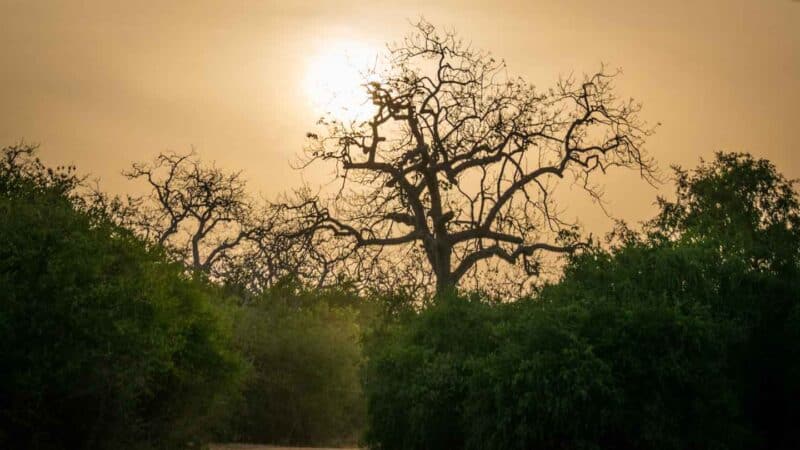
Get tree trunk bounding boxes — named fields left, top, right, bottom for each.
left=191, top=236, right=202, bottom=271
left=433, top=242, right=455, bottom=297
left=435, top=274, right=456, bottom=297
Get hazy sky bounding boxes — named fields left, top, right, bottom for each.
left=1, top=0, right=798, bottom=233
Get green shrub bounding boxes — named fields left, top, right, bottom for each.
left=362, top=152, right=800, bottom=450
left=461, top=301, right=617, bottom=450
left=362, top=291, right=743, bottom=450
left=0, top=145, right=243, bottom=450
left=225, top=283, right=366, bottom=446
left=362, top=295, right=495, bottom=450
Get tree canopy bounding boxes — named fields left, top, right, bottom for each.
left=298, top=20, right=656, bottom=295
left=362, top=152, right=800, bottom=450
left=0, top=144, right=243, bottom=450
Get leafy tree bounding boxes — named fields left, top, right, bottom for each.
left=298, top=20, right=656, bottom=295
left=119, top=151, right=354, bottom=294
left=362, top=152, right=800, bottom=450
left=363, top=289, right=742, bottom=450
left=647, top=152, right=799, bottom=274
left=540, top=152, right=800, bottom=449
left=0, top=142, right=81, bottom=198
left=227, top=282, right=367, bottom=446
left=0, top=144, right=243, bottom=450
left=362, top=295, right=491, bottom=450
left=123, top=151, right=256, bottom=274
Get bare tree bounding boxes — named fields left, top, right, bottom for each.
left=1, top=143, right=83, bottom=197
left=217, top=195, right=356, bottom=293
left=123, top=151, right=256, bottom=276
left=122, top=151, right=350, bottom=293
left=299, top=21, right=657, bottom=295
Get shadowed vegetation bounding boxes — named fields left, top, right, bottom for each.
left=2, top=148, right=798, bottom=450
left=1, top=20, right=798, bottom=450
left=0, top=145, right=244, bottom=450
left=362, top=153, right=800, bottom=450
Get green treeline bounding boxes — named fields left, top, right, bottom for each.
left=1, top=146, right=799, bottom=450
left=0, top=146, right=370, bottom=449
left=225, top=283, right=369, bottom=445
left=0, top=148, right=243, bottom=449
left=363, top=153, right=800, bottom=450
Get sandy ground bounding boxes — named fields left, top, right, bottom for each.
left=211, top=445, right=358, bottom=450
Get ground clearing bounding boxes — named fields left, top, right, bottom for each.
left=211, top=445, right=358, bottom=450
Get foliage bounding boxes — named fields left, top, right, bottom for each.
left=0, top=144, right=244, bottom=450
left=297, top=20, right=656, bottom=295
left=0, top=142, right=82, bottom=198
left=647, top=152, right=800, bottom=273
left=362, top=295, right=493, bottom=450
left=362, top=152, right=800, bottom=450
left=363, top=290, right=741, bottom=450
left=223, top=281, right=368, bottom=447
left=5, top=140, right=798, bottom=450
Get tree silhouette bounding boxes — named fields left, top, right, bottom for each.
left=122, top=151, right=349, bottom=293
left=299, top=21, right=657, bottom=294
left=123, top=151, right=255, bottom=274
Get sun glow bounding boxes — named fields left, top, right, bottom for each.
left=303, top=40, right=381, bottom=123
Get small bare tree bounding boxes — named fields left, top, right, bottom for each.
left=300, top=21, right=657, bottom=295
left=218, top=196, right=356, bottom=293
left=123, top=151, right=256, bottom=276
left=1, top=143, right=83, bottom=197
left=123, top=151, right=350, bottom=293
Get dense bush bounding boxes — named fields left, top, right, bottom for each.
left=5, top=142, right=798, bottom=450
left=363, top=289, right=742, bottom=450
left=362, top=153, right=800, bottom=450
left=223, top=281, right=368, bottom=446
left=362, top=295, right=495, bottom=450
left=0, top=145, right=243, bottom=450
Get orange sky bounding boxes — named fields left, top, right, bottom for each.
left=1, top=0, right=798, bottom=234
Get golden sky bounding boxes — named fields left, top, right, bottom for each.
left=1, top=0, right=798, bottom=233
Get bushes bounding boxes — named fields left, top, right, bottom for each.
left=363, top=154, right=800, bottom=450
left=4, top=145, right=797, bottom=449
left=363, top=290, right=743, bottom=450
left=362, top=296, right=494, bottom=450
left=461, top=301, right=616, bottom=450
left=0, top=146, right=243, bottom=450
left=0, top=145, right=373, bottom=449
left=224, top=283, right=367, bottom=446
left=362, top=250, right=773, bottom=450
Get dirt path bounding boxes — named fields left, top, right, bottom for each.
left=211, top=444, right=358, bottom=450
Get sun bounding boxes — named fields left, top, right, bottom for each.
left=303, top=40, right=380, bottom=123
